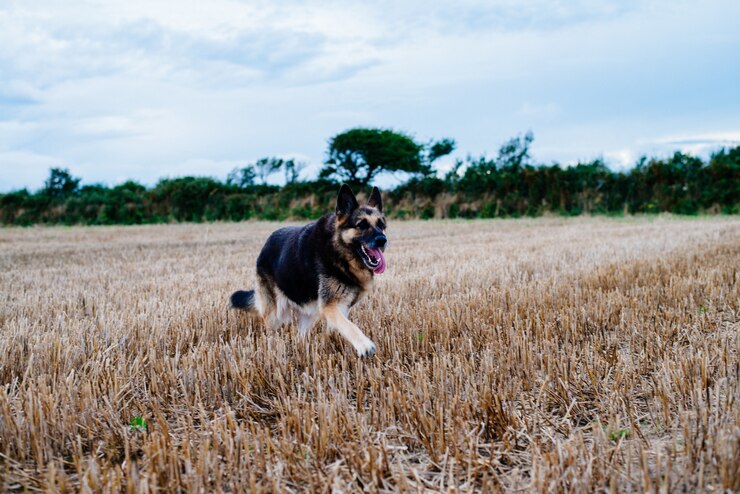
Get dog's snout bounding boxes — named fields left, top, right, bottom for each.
left=374, top=235, right=387, bottom=248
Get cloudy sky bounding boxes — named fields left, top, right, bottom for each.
left=1, top=0, right=739, bottom=191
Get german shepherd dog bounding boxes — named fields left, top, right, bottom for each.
left=230, top=184, right=387, bottom=357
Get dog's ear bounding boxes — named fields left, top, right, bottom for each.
left=336, top=184, right=359, bottom=217
left=367, top=186, right=383, bottom=213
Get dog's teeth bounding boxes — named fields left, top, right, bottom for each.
left=360, top=244, right=380, bottom=267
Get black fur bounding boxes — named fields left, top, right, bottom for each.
left=336, top=184, right=359, bottom=216
left=367, top=186, right=383, bottom=212
left=255, top=215, right=359, bottom=306
left=230, top=289, right=255, bottom=309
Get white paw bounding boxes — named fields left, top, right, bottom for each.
left=355, top=338, right=376, bottom=357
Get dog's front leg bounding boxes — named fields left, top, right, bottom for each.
left=321, top=303, right=376, bottom=357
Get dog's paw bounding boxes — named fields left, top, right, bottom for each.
left=355, top=339, right=376, bottom=358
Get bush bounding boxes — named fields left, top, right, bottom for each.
left=1, top=144, right=738, bottom=225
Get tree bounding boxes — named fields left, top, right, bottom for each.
left=427, top=138, right=456, bottom=165
left=320, top=128, right=454, bottom=187
left=254, top=157, right=284, bottom=185
left=230, top=158, right=304, bottom=186
left=496, top=131, right=533, bottom=169
left=283, top=159, right=306, bottom=184
left=227, top=165, right=257, bottom=189
left=705, top=147, right=740, bottom=212
left=43, top=168, right=80, bottom=199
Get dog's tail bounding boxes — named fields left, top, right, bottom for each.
left=230, top=289, right=255, bottom=310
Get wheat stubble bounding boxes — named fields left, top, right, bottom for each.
left=1, top=217, right=738, bottom=492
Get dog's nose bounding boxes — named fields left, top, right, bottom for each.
left=374, top=235, right=387, bottom=248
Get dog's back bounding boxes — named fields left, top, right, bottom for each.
left=256, top=223, right=323, bottom=306
left=230, top=225, right=310, bottom=311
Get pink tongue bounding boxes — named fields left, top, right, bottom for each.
left=366, top=247, right=386, bottom=274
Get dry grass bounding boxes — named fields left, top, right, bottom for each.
left=1, top=217, right=738, bottom=493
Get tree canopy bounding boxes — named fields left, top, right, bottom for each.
left=320, top=128, right=455, bottom=187
left=43, top=168, right=80, bottom=199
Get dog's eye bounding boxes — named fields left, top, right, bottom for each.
left=377, top=220, right=385, bottom=230
left=357, top=219, right=369, bottom=229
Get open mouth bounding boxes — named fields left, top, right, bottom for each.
left=358, top=244, right=386, bottom=274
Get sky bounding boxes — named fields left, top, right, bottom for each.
left=1, top=0, right=739, bottom=191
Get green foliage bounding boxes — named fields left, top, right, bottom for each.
left=427, top=138, right=456, bottom=164
left=129, top=416, right=147, bottom=432
left=497, top=131, right=534, bottom=169
left=254, top=157, right=284, bottom=185
left=321, top=128, right=445, bottom=186
left=227, top=165, right=257, bottom=189
left=608, top=428, right=631, bottom=441
left=228, top=157, right=305, bottom=188
left=0, top=137, right=738, bottom=226
left=150, top=177, right=225, bottom=222
left=43, top=168, right=80, bottom=199
left=283, top=159, right=305, bottom=184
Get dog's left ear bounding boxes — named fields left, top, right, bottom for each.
left=367, top=186, right=383, bottom=213
left=336, top=183, right=359, bottom=217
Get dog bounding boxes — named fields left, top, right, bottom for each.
left=230, top=184, right=387, bottom=357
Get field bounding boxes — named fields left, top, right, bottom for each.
left=1, top=217, right=738, bottom=492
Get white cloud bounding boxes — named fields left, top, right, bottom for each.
left=518, top=102, right=560, bottom=118
left=652, top=131, right=740, bottom=148
left=649, top=132, right=740, bottom=161
left=602, top=149, right=635, bottom=170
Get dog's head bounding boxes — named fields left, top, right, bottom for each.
left=335, top=184, right=388, bottom=274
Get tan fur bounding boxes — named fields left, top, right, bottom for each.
left=340, top=228, right=357, bottom=245
left=331, top=230, right=375, bottom=292
left=359, top=209, right=383, bottom=225
left=321, top=303, right=375, bottom=356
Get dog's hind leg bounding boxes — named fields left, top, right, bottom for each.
left=254, top=275, right=281, bottom=330
left=297, top=310, right=320, bottom=338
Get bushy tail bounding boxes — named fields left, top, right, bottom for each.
left=230, top=290, right=255, bottom=310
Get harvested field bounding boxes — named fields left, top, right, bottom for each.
left=1, top=217, right=738, bottom=492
